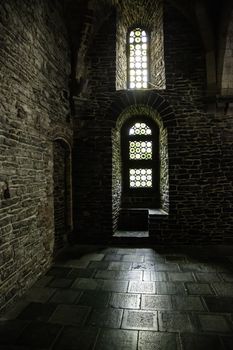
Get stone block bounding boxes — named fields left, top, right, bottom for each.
left=49, top=304, right=91, bottom=326
left=88, top=308, right=123, bottom=328
left=138, top=331, right=178, bottom=350
left=95, top=329, right=138, bottom=350
left=77, top=290, right=110, bottom=308
left=128, top=281, right=156, bottom=294
left=198, top=314, right=232, bottom=333
left=158, top=311, right=194, bottom=332
left=141, top=295, right=172, bottom=310
left=110, top=293, right=140, bottom=309
left=53, top=326, right=99, bottom=350
left=122, top=310, right=158, bottom=331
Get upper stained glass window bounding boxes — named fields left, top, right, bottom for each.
left=128, top=28, right=148, bottom=89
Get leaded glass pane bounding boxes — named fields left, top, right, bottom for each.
left=129, top=168, right=152, bottom=188
left=129, top=122, right=152, bottom=136
left=129, top=141, right=152, bottom=160
left=128, top=28, right=148, bottom=89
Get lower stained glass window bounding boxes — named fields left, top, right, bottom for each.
left=121, top=118, right=159, bottom=202
left=129, top=168, right=152, bottom=188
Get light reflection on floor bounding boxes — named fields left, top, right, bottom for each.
left=1, top=244, right=233, bottom=349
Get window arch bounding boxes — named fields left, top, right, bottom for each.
left=128, top=28, right=149, bottom=89
left=121, top=117, right=160, bottom=207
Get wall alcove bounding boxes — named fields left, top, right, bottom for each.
left=53, top=138, right=72, bottom=253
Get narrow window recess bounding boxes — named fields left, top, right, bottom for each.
left=128, top=28, right=149, bottom=89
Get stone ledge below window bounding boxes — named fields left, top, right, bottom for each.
left=148, top=208, right=168, bottom=216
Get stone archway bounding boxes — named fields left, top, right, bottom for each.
left=109, top=90, right=173, bottom=233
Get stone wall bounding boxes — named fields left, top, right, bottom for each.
left=148, top=2, right=233, bottom=243
left=150, top=0, right=166, bottom=89
left=0, top=0, right=71, bottom=312
left=74, top=0, right=233, bottom=244
left=74, top=1, right=168, bottom=239
left=73, top=10, right=116, bottom=240
left=164, top=2, right=206, bottom=108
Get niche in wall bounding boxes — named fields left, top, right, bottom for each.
left=53, top=139, right=72, bottom=252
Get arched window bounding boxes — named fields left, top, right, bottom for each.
left=121, top=117, right=160, bottom=207
left=128, top=28, right=149, bottom=89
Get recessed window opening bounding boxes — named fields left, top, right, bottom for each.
left=128, top=122, right=153, bottom=188
left=128, top=28, right=149, bottom=89
left=127, top=121, right=154, bottom=189
left=121, top=118, right=160, bottom=207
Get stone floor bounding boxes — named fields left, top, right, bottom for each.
left=1, top=244, right=233, bottom=349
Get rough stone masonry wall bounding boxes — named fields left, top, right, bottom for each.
left=73, top=10, right=116, bottom=240
left=0, top=0, right=71, bottom=312
left=150, top=0, right=165, bottom=89
left=74, top=1, right=205, bottom=240
left=74, top=0, right=233, bottom=243
left=74, top=2, right=167, bottom=239
left=149, top=1, right=233, bottom=243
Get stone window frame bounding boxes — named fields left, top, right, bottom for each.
left=121, top=116, right=160, bottom=204
left=127, top=26, right=151, bottom=90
